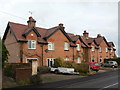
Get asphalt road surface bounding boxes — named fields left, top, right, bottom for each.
left=12, top=70, right=119, bottom=90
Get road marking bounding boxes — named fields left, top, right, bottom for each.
left=103, top=83, right=118, bottom=88
left=99, top=83, right=118, bottom=90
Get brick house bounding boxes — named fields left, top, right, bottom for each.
left=3, top=17, right=116, bottom=68
left=81, top=31, right=116, bottom=63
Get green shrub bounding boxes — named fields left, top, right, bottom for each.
left=3, top=63, right=15, bottom=78
left=17, top=79, right=30, bottom=86
left=64, top=61, right=75, bottom=68
left=37, top=66, right=50, bottom=74
left=29, top=74, right=42, bottom=85
left=53, top=58, right=66, bottom=68
left=72, top=63, right=89, bottom=73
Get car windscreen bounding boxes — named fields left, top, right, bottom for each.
left=94, top=63, right=99, bottom=65
left=109, top=62, right=113, bottom=64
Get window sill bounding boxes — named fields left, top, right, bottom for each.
left=48, top=49, right=55, bottom=51
left=64, top=50, right=69, bottom=51
left=28, top=48, right=36, bottom=50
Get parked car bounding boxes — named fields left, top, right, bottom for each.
left=50, top=67, right=79, bottom=75
left=103, top=61, right=118, bottom=68
left=89, top=62, right=101, bottom=72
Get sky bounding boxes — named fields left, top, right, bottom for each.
left=0, top=0, right=119, bottom=56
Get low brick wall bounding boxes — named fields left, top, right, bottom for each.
left=11, top=63, right=31, bottom=68
left=16, top=68, right=32, bottom=81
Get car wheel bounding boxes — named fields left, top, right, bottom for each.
left=112, top=65, right=115, bottom=68
left=96, top=70, right=99, bottom=72
left=54, top=70, right=59, bottom=74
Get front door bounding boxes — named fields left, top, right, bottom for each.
left=27, top=58, right=38, bottom=75
left=47, top=58, right=55, bottom=67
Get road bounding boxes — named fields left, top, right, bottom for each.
left=13, top=70, right=119, bottom=90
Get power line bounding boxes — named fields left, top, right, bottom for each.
left=0, top=11, right=26, bottom=20
left=0, top=10, right=50, bottom=27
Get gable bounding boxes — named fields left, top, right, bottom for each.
left=3, top=24, right=18, bottom=42
left=22, top=27, right=41, bottom=37
left=99, top=40, right=108, bottom=47
left=45, top=26, right=72, bottom=42
left=47, top=29, right=70, bottom=42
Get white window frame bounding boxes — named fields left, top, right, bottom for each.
left=99, top=46, right=102, bottom=52
left=26, top=58, right=38, bottom=63
left=28, top=40, right=36, bottom=49
left=111, top=48, right=113, bottom=52
left=91, top=46, right=95, bottom=51
left=106, top=48, right=108, bottom=52
left=76, top=44, right=80, bottom=51
left=64, top=57, right=69, bottom=61
left=64, top=42, right=69, bottom=50
left=48, top=42, right=54, bottom=50
left=77, top=57, right=81, bottom=63
left=91, top=58, right=95, bottom=62
left=47, top=58, right=55, bottom=67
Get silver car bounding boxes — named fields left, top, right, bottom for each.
left=103, top=61, right=118, bottom=68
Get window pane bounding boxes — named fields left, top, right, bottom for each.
left=48, top=42, right=54, bottom=50
left=64, top=42, right=68, bottom=50
left=32, top=41, right=36, bottom=49
left=28, top=40, right=31, bottom=48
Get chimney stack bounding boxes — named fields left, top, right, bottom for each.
left=97, top=34, right=101, bottom=38
left=59, top=23, right=63, bottom=27
left=27, top=17, right=36, bottom=28
left=83, top=30, right=89, bottom=39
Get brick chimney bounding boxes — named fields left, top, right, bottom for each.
left=97, top=34, right=101, bottom=38
left=83, top=30, right=89, bottom=38
left=27, top=17, right=36, bottom=28
left=59, top=23, right=63, bottom=27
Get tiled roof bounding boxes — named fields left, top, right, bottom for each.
left=3, top=21, right=114, bottom=49
left=108, top=42, right=115, bottom=47
left=3, top=22, right=73, bottom=45
left=86, top=38, right=94, bottom=44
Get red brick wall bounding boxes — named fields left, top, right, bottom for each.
left=5, top=29, right=21, bottom=63
left=98, top=40, right=109, bottom=63
left=43, top=30, right=74, bottom=66
left=16, top=68, right=32, bottom=81
left=22, top=30, right=42, bottom=66
left=74, top=39, right=84, bottom=63
left=89, top=42, right=98, bottom=62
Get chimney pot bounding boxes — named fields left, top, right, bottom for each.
left=59, top=23, right=63, bottom=27
left=27, top=17, right=36, bottom=27
left=83, top=30, right=89, bottom=38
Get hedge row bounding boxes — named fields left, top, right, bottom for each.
left=53, top=58, right=89, bottom=73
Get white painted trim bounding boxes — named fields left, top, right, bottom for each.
left=46, top=58, right=55, bottom=67
left=26, top=58, right=38, bottom=63
left=28, top=40, right=36, bottom=49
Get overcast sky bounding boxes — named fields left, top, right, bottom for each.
left=0, top=0, right=119, bottom=56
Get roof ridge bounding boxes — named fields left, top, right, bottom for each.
left=9, top=21, right=27, bottom=27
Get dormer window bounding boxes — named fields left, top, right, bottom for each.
left=28, top=40, right=36, bottom=49
left=91, top=46, right=95, bottom=51
left=76, top=44, right=80, bottom=51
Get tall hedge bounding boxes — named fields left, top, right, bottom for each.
left=53, top=58, right=66, bottom=68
